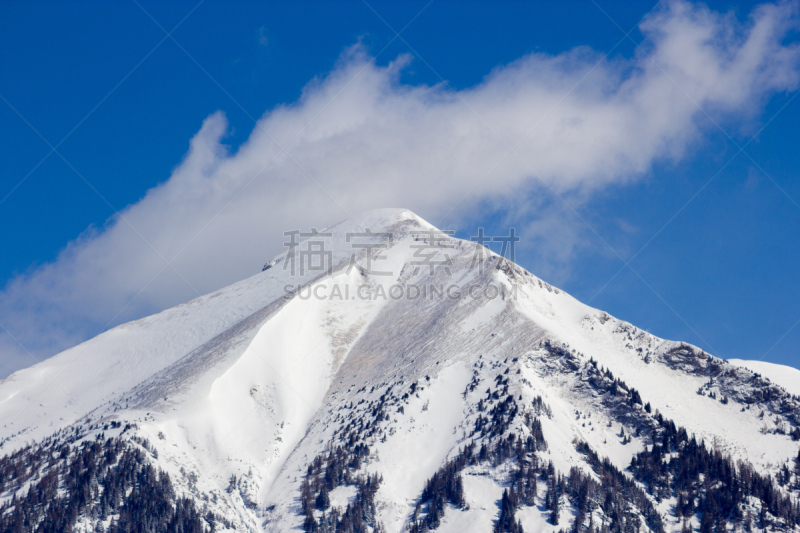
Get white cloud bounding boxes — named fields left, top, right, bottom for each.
left=1, top=0, right=798, bottom=377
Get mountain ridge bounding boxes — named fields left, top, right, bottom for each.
left=1, top=208, right=799, bottom=533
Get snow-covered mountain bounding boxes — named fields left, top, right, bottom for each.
left=2, top=208, right=799, bottom=533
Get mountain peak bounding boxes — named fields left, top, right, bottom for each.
left=3, top=210, right=800, bottom=533
left=345, top=207, right=431, bottom=229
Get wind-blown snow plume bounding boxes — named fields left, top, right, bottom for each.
left=1, top=0, right=798, bottom=377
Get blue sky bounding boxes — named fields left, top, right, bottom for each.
left=1, top=0, right=799, bottom=377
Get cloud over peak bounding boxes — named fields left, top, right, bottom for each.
left=1, top=0, right=798, bottom=377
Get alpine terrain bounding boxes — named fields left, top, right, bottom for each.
left=1, top=208, right=799, bottom=533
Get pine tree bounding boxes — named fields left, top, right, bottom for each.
left=794, top=448, right=800, bottom=489
left=495, top=489, right=526, bottom=533
left=315, top=486, right=330, bottom=511
left=550, top=486, right=560, bottom=525
left=303, top=511, right=318, bottom=533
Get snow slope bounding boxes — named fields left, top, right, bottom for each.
left=728, top=358, right=800, bottom=397
left=1, top=208, right=799, bottom=533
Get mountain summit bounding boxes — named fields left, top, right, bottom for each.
left=1, top=208, right=799, bottom=533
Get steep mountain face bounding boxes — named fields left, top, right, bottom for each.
left=1, top=208, right=800, bottom=533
